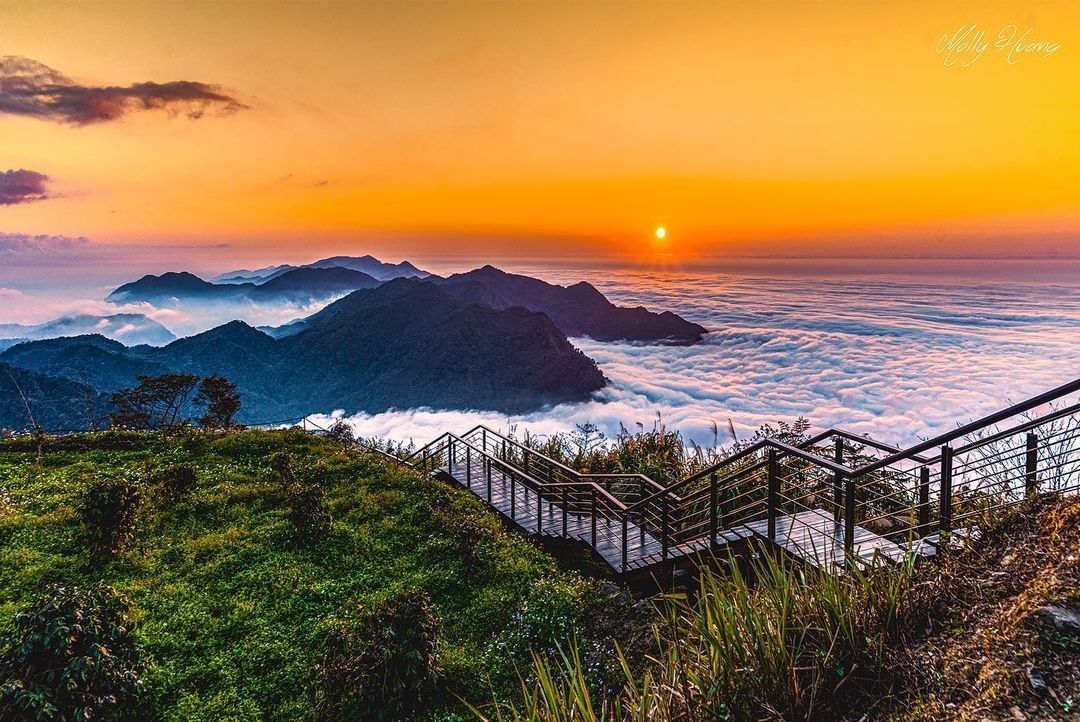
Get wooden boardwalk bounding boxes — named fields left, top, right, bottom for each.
left=441, top=463, right=906, bottom=573
left=441, top=463, right=668, bottom=569
left=741, top=509, right=907, bottom=571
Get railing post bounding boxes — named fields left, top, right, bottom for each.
left=917, top=466, right=931, bottom=533
left=502, top=439, right=506, bottom=462
left=466, top=448, right=471, bottom=486
left=843, top=473, right=855, bottom=555
left=622, top=514, right=628, bottom=572
left=486, top=459, right=492, bottom=504
left=1025, top=432, right=1039, bottom=497
left=833, top=437, right=844, bottom=524
left=590, top=488, right=597, bottom=547
left=939, top=445, right=953, bottom=534
left=562, top=487, right=568, bottom=536
left=639, top=480, right=645, bottom=545
left=510, top=471, right=516, bottom=520
left=661, top=494, right=670, bottom=560
left=486, top=455, right=492, bottom=491
left=767, top=448, right=779, bottom=541
left=537, top=482, right=543, bottom=534
left=709, top=472, right=718, bottom=547
left=449, top=438, right=456, bottom=474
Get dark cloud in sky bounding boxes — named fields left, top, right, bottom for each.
left=0, top=169, right=52, bottom=205
left=0, top=56, right=247, bottom=125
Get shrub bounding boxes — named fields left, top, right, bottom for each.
left=314, top=589, right=441, bottom=721
left=326, top=420, right=355, bottom=446
left=273, top=452, right=332, bottom=537
left=0, top=584, right=148, bottom=721
left=78, top=477, right=141, bottom=556
left=154, top=463, right=197, bottom=502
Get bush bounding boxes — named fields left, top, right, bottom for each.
left=314, top=589, right=441, bottom=721
left=326, top=420, right=355, bottom=446
left=0, top=584, right=148, bottom=721
left=78, top=478, right=141, bottom=556
left=154, top=463, right=197, bottom=501
left=273, top=452, right=332, bottom=537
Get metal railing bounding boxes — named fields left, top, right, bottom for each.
left=391, top=378, right=1080, bottom=572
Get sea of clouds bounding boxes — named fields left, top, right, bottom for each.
left=309, top=265, right=1080, bottom=449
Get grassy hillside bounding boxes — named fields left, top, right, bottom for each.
left=0, top=429, right=619, bottom=720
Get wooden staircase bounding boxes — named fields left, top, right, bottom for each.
left=372, top=378, right=1080, bottom=576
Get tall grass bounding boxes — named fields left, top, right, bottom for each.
left=475, top=551, right=915, bottom=722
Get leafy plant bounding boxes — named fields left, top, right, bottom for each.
left=313, top=589, right=441, bottom=721
left=78, top=477, right=141, bottom=556
left=274, top=451, right=332, bottom=537
left=154, top=462, right=198, bottom=502
left=0, top=583, right=148, bottom=721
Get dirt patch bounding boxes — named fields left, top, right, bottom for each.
left=889, top=494, right=1079, bottom=721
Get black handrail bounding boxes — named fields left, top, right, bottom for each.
left=851, top=377, right=1080, bottom=476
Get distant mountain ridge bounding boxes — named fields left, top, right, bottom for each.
left=212, top=254, right=430, bottom=284
left=1, top=278, right=606, bottom=427
left=0, top=313, right=176, bottom=346
left=433, top=266, right=708, bottom=344
left=107, top=267, right=381, bottom=305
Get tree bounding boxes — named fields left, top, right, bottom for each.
left=107, top=373, right=203, bottom=429
left=195, top=375, right=241, bottom=428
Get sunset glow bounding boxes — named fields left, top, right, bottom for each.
left=2, top=0, right=1078, bottom=266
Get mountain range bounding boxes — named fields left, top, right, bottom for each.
left=211, top=254, right=430, bottom=284
left=0, top=313, right=176, bottom=348
left=107, top=267, right=383, bottom=306
left=0, top=260, right=708, bottom=430
left=264, top=265, right=707, bottom=345
left=1, top=278, right=608, bottom=427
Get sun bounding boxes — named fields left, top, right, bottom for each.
left=655, top=226, right=667, bottom=240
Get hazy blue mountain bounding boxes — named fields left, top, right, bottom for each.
left=0, top=362, right=108, bottom=432
left=273, top=278, right=605, bottom=415
left=0, top=335, right=172, bottom=392
left=211, top=264, right=296, bottom=284
left=211, top=254, right=430, bottom=285
left=304, top=255, right=429, bottom=281
left=434, top=265, right=708, bottom=344
left=0, top=313, right=176, bottom=346
left=107, top=267, right=380, bottom=306
left=6, top=278, right=607, bottom=424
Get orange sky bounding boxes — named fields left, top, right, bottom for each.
left=1, top=0, right=1078, bottom=266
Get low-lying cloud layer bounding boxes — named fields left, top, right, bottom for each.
left=316, top=268, right=1080, bottom=449
left=0, top=169, right=51, bottom=205
left=0, top=56, right=246, bottom=125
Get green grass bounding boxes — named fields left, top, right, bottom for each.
left=0, top=429, right=605, bottom=720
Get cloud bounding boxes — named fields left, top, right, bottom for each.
left=0, top=56, right=247, bottom=125
left=310, top=267, right=1080, bottom=449
left=0, top=232, right=88, bottom=255
left=0, top=169, right=52, bottom=205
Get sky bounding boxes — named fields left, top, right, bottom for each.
left=1, top=0, right=1079, bottom=273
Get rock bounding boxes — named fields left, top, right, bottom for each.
left=597, top=581, right=621, bottom=598
left=1027, top=667, right=1048, bottom=695
left=1033, top=605, right=1080, bottom=633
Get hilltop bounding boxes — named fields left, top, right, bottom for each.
left=0, top=429, right=633, bottom=720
